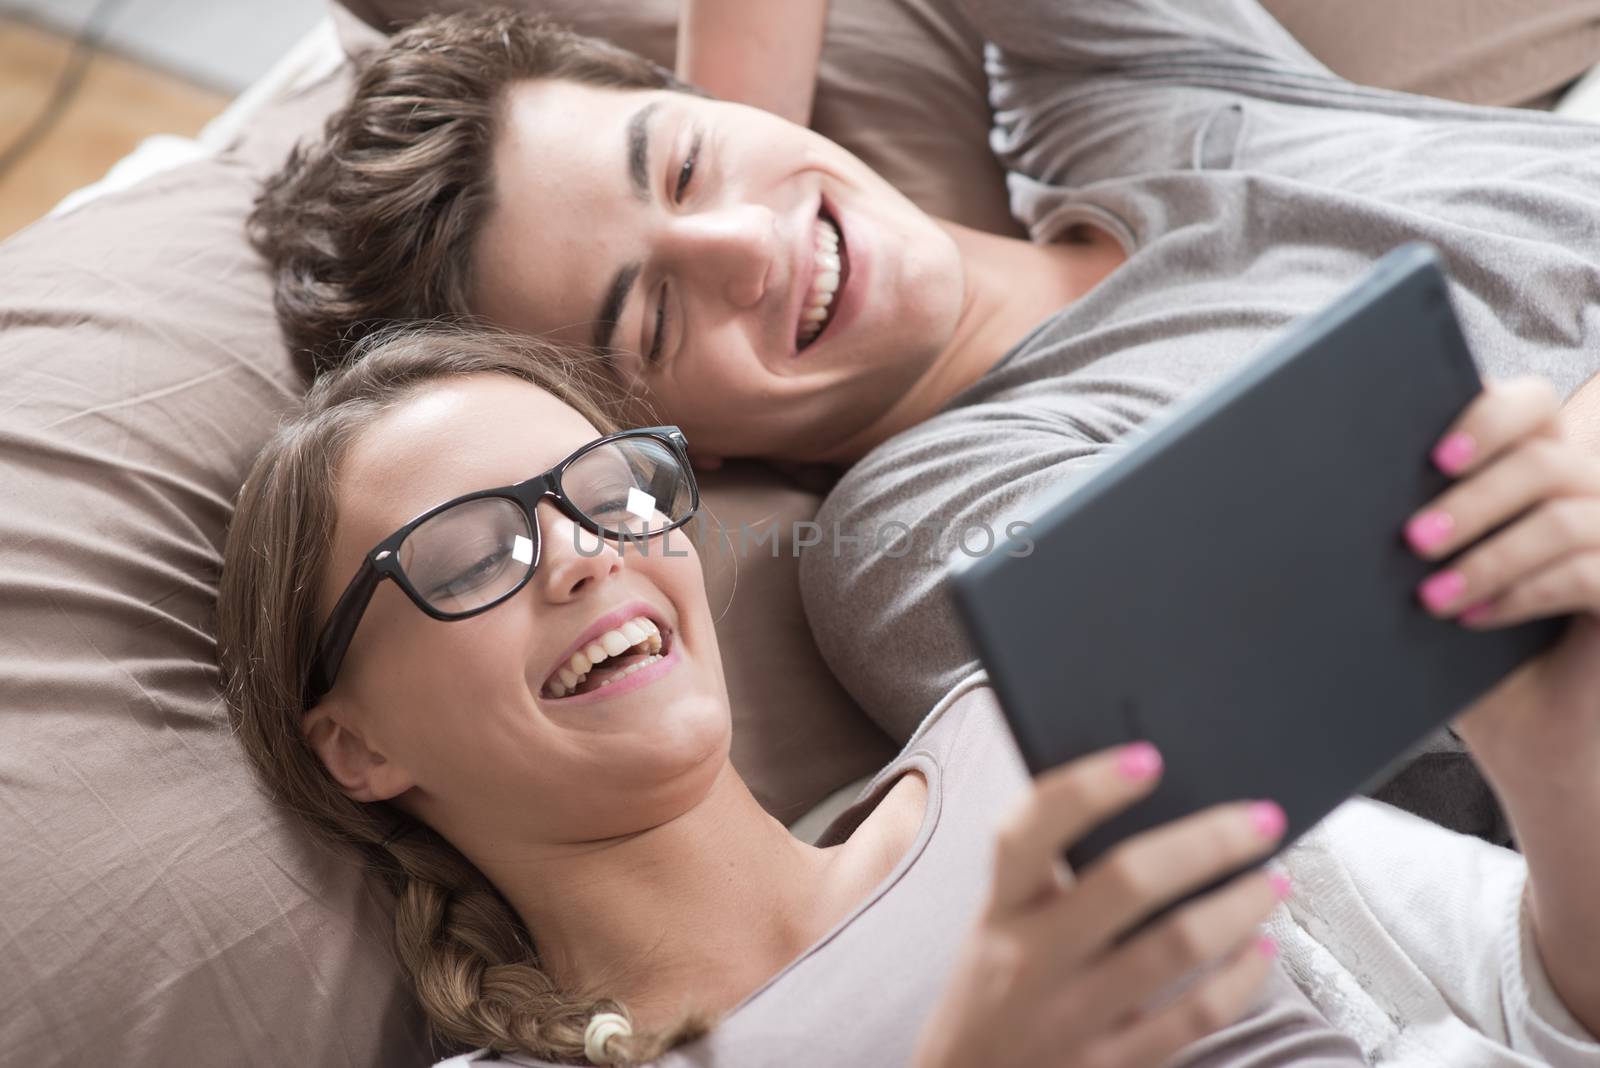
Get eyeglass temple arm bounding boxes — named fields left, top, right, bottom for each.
left=305, top=558, right=384, bottom=706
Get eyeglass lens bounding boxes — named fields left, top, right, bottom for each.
left=395, top=436, right=694, bottom=616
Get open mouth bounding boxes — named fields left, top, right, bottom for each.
left=796, top=204, right=850, bottom=352
left=541, top=615, right=671, bottom=699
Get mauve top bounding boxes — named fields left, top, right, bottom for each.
left=444, top=681, right=1382, bottom=1061
left=441, top=677, right=1600, bottom=1067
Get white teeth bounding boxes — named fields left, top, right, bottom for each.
left=543, top=615, right=668, bottom=699
left=596, top=654, right=663, bottom=688
left=798, top=216, right=844, bottom=346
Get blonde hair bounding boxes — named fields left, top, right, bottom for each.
left=216, top=323, right=707, bottom=1063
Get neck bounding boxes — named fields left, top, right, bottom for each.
left=463, top=759, right=923, bottom=1028
left=824, top=219, right=1121, bottom=464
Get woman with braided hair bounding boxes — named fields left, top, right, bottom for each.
left=216, top=324, right=1600, bottom=1066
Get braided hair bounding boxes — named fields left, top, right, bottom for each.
left=217, top=325, right=708, bottom=1063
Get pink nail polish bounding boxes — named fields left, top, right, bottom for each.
left=1404, top=510, right=1454, bottom=554
left=1257, top=935, right=1279, bottom=960
left=1418, top=570, right=1467, bottom=613
left=1269, top=872, right=1292, bottom=900
left=1249, top=801, right=1287, bottom=839
left=1432, top=432, right=1476, bottom=476
left=1460, top=601, right=1494, bottom=625
left=1117, top=741, right=1163, bottom=781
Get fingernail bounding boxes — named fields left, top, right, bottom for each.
left=1249, top=801, right=1287, bottom=839
left=1257, top=935, right=1279, bottom=960
left=1269, top=872, right=1293, bottom=900
left=1117, top=741, right=1163, bottom=780
left=1460, top=601, right=1494, bottom=625
left=1433, top=432, right=1476, bottom=475
left=1418, top=569, right=1467, bottom=613
left=1404, top=510, right=1454, bottom=554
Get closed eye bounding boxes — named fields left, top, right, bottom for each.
left=428, top=548, right=510, bottom=599
left=644, top=127, right=701, bottom=366
left=648, top=280, right=668, bottom=364
left=675, top=129, right=702, bottom=202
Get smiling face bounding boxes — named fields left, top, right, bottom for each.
left=310, top=373, right=731, bottom=849
left=471, top=81, right=966, bottom=462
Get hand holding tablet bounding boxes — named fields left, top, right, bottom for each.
left=950, top=244, right=1571, bottom=882
left=914, top=742, right=1289, bottom=1068
left=1416, top=376, right=1600, bottom=785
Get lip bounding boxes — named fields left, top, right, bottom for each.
left=538, top=599, right=672, bottom=698
left=540, top=637, right=681, bottom=708
left=792, top=192, right=861, bottom=359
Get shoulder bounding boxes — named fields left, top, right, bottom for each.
left=842, top=675, right=1013, bottom=808
left=902, top=674, right=1011, bottom=757
left=809, top=397, right=1074, bottom=549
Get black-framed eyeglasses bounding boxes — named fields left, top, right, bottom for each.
left=304, top=426, right=699, bottom=707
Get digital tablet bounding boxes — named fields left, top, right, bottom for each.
left=949, top=243, right=1566, bottom=879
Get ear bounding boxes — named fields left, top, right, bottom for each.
left=302, top=699, right=416, bottom=803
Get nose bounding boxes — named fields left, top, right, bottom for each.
left=534, top=502, right=622, bottom=602
left=661, top=203, right=776, bottom=308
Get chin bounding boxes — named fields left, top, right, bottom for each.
left=607, top=695, right=731, bottom=788
left=658, top=696, right=733, bottom=765
left=554, top=699, right=730, bottom=840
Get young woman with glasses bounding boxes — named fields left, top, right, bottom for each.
left=216, top=325, right=1600, bottom=1067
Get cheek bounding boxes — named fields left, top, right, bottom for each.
left=683, top=321, right=766, bottom=385
left=657, top=347, right=783, bottom=446
left=630, top=542, right=732, bottom=719
left=389, top=612, right=532, bottom=699
left=378, top=621, right=603, bottom=833
left=356, top=613, right=541, bottom=764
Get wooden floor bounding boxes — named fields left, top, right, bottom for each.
left=0, top=16, right=229, bottom=241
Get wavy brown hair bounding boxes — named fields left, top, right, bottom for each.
left=250, top=9, right=699, bottom=378
left=216, top=324, right=706, bottom=1064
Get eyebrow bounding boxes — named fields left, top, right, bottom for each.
left=592, top=101, right=662, bottom=352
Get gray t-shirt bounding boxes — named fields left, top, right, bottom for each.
left=456, top=679, right=1362, bottom=1068
left=800, top=0, right=1600, bottom=839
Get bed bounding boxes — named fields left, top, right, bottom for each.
left=4, top=2, right=1600, bottom=1064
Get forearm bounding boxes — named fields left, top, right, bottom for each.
left=1445, top=373, right=1600, bottom=1037
left=1454, top=368, right=1600, bottom=1037
left=1467, top=722, right=1600, bottom=1038
left=676, top=0, right=828, bottom=126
